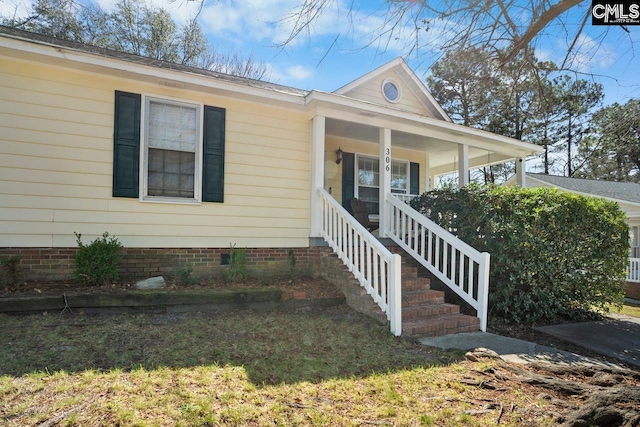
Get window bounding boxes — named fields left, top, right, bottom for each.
left=632, top=225, right=639, bottom=258
left=113, top=91, right=225, bottom=203
left=356, top=155, right=409, bottom=214
left=144, top=97, right=200, bottom=201
left=382, top=78, right=401, bottom=103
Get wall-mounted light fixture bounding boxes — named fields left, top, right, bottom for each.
left=335, top=147, right=343, bottom=164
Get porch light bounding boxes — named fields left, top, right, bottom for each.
left=335, top=147, right=343, bottom=164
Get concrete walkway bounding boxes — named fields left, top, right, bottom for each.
left=421, top=312, right=640, bottom=369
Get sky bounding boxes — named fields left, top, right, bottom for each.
left=2, top=0, right=639, bottom=106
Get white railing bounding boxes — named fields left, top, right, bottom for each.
left=385, top=194, right=491, bottom=332
left=629, top=258, right=640, bottom=283
left=392, top=193, right=418, bottom=204
left=319, top=188, right=402, bottom=336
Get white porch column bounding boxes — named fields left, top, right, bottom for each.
left=458, top=144, right=469, bottom=187
left=425, top=153, right=431, bottom=191
left=379, top=128, right=392, bottom=237
left=515, top=158, right=526, bottom=187
left=310, top=115, right=325, bottom=237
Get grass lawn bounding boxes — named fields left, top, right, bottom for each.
left=612, top=303, right=640, bottom=318
left=0, top=306, right=612, bottom=426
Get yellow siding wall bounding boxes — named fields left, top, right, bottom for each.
left=0, top=58, right=311, bottom=248
left=324, top=136, right=426, bottom=206
left=342, top=70, right=432, bottom=117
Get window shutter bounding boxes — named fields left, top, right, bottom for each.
left=410, top=162, right=420, bottom=195
left=113, top=91, right=141, bottom=198
left=342, top=152, right=355, bottom=213
left=202, top=105, right=226, bottom=203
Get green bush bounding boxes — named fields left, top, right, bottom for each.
left=410, top=184, right=628, bottom=323
left=225, top=244, right=248, bottom=282
left=74, top=232, right=123, bottom=286
left=1, top=255, right=22, bottom=287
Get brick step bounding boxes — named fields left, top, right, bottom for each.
left=402, top=313, right=480, bottom=338
left=402, top=289, right=445, bottom=307
left=401, top=303, right=460, bottom=321
left=401, top=277, right=431, bottom=292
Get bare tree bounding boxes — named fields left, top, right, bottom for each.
left=2, top=0, right=273, bottom=81
left=277, top=0, right=627, bottom=76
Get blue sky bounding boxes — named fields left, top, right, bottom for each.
left=3, top=0, right=639, bottom=106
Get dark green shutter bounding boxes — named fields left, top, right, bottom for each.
left=410, top=162, right=420, bottom=195
left=342, top=152, right=355, bottom=213
left=112, top=91, right=141, bottom=198
left=202, top=105, right=226, bottom=202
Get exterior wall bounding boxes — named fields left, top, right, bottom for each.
left=341, top=70, right=433, bottom=117
left=624, top=282, right=640, bottom=300
left=0, top=57, right=311, bottom=249
left=0, top=246, right=331, bottom=281
left=324, top=135, right=427, bottom=206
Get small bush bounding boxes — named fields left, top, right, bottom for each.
left=225, top=244, right=247, bottom=282
left=74, top=232, right=123, bottom=286
left=288, top=249, right=297, bottom=281
left=175, top=262, right=198, bottom=285
left=411, top=184, right=628, bottom=323
left=1, top=255, right=22, bottom=287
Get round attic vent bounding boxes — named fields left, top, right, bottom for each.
left=382, top=78, right=401, bottom=103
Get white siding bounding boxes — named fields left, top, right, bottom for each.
left=0, top=59, right=311, bottom=248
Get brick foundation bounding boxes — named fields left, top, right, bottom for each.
left=0, top=246, right=333, bottom=282
left=624, top=281, right=640, bottom=300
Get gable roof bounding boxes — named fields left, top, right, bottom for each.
left=528, top=173, right=640, bottom=205
left=0, top=25, right=308, bottom=98
left=333, top=57, right=451, bottom=122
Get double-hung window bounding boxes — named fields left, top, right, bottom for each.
left=112, top=91, right=225, bottom=204
left=144, top=97, right=200, bottom=201
left=356, top=155, right=410, bottom=215
left=632, top=225, right=639, bottom=258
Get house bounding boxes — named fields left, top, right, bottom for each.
left=0, top=26, right=543, bottom=336
left=510, top=173, right=640, bottom=297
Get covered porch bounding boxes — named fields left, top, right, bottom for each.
left=306, top=93, right=543, bottom=336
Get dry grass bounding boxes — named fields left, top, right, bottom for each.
left=0, top=306, right=601, bottom=426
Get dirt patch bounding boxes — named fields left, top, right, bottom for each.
left=0, top=276, right=345, bottom=301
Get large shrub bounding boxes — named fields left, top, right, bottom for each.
left=74, top=232, right=123, bottom=286
left=410, top=185, right=628, bottom=323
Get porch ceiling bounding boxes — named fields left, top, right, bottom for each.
left=325, top=118, right=516, bottom=174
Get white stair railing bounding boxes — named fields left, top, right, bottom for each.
left=385, top=194, right=491, bottom=332
left=629, top=258, right=640, bottom=283
left=319, top=188, right=402, bottom=336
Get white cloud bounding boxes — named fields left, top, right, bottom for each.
left=559, top=33, right=617, bottom=72
left=286, top=64, right=313, bottom=81
left=0, top=0, right=32, bottom=19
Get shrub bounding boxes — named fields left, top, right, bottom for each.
left=0, top=255, right=22, bottom=287
left=74, top=232, right=123, bottom=286
left=175, top=262, right=198, bottom=285
left=225, top=244, right=248, bottom=282
left=411, top=184, right=628, bottom=323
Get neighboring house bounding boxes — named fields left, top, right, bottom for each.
left=510, top=173, right=640, bottom=296
left=0, top=27, right=542, bottom=336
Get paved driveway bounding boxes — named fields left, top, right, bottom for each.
left=536, top=314, right=640, bottom=368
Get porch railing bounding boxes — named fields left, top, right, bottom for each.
left=385, top=194, right=491, bottom=332
left=392, top=193, right=418, bottom=204
left=629, top=258, right=640, bottom=283
left=319, top=188, right=403, bottom=336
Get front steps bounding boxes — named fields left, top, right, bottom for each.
left=318, top=249, right=479, bottom=338
left=398, top=260, right=480, bottom=338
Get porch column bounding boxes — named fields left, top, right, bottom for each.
left=515, top=158, right=526, bottom=187
left=458, top=144, right=469, bottom=187
left=310, top=115, right=325, bottom=237
left=425, top=153, right=432, bottom=191
left=379, top=128, right=392, bottom=237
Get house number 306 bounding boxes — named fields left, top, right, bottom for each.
left=385, top=148, right=390, bottom=171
